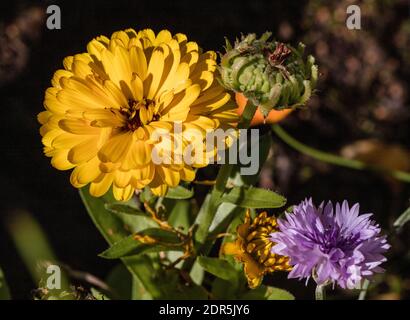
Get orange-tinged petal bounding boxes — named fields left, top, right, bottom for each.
left=222, top=241, right=242, bottom=256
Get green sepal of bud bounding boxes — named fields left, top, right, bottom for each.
left=219, top=32, right=318, bottom=115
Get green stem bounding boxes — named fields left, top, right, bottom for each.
left=272, top=124, right=410, bottom=183
left=238, top=99, right=259, bottom=129
left=0, top=266, right=11, bottom=300
left=194, top=100, right=258, bottom=245
left=131, top=276, right=140, bottom=300
left=358, top=279, right=370, bottom=300
left=315, top=284, right=326, bottom=300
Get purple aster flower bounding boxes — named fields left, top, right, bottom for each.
left=270, top=198, right=390, bottom=289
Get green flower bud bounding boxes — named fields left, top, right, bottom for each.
left=219, top=32, right=318, bottom=116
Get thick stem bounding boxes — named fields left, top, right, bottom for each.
left=358, top=279, right=370, bottom=300
left=315, top=284, right=326, bottom=300
left=194, top=100, right=258, bottom=246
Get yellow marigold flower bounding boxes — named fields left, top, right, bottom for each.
left=222, top=210, right=291, bottom=288
left=38, top=28, right=237, bottom=201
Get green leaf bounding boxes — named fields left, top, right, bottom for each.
left=79, top=188, right=163, bottom=299
left=99, top=229, right=183, bottom=259
left=197, top=256, right=239, bottom=282
left=104, top=202, right=157, bottom=233
left=90, top=287, right=110, bottom=300
left=394, top=206, right=410, bottom=230
left=131, top=275, right=152, bottom=300
left=211, top=278, right=238, bottom=299
left=105, top=264, right=133, bottom=300
left=105, top=203, right=146, bottom=217
left=189, top=260, right=205, bottom=286
left=99, top=235, right=142, bottom=259
left=163, top=199, right=193, bottom=268
left=167, top=199, right=192, bottom=233
left=165, top=185, right=194, bottom=199
left=240, top=285, right=295, bottom=300
left=219, top=187, right=286, bottom=208
left=6, top=210, right=71, bottom=298
left=265, top=286, right=295, bottom=300
left=0, top=267, right=11, bottom=300
left=229, top=132, right=272, bottom=187
left=156, top=269, right=208, bottom=300
left=139, top=228, right=182, bottom=244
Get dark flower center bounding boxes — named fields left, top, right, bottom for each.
left=121, top=99, right=160, bottom=131
left=306, top=225, right=361, bottom=254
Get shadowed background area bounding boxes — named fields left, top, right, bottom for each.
left=0, top=0, right=409, bottom=299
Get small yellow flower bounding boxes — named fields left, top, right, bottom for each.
left=222, top=210, right=291, bottom=288
left=38, top=28, right=237, bottom=201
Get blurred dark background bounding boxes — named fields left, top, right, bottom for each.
left=0, top=0, right=409, bottom=299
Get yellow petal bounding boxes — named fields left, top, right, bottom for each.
left=160, top=84, right=200, bottom=121
left=51, top=150, right=75, bottom=170
left=44, top=87, right=67, bottom=114
left=59, top=119, right=100, bottom=135
left=51, top=69, right=73, bottom=88
left=157, top=165, right=180, bottom=187
left=100, top=161, right=120, bottom=173
left=113, top=184, right=134, bottom=201
left=243, top=254, right=265, bottom=289
left=63, top=56, right=74, bottom=70
left=73, top=156, right=101, bottom=184
left=89, top=173, right=114, bottom=197
left=154, top=30, right=172, bottom=45
left=98, top=131, right=133, bottom=163
left=160, top=62, right=189, bottom=93
left=222, top=241, right=242, bottom=256
left=150, top=184, right=168, bottom=196
left=52, top=132, right=83, bottom=149
left=138, top=29, right=156, bottom=46
left=111, top=30, right=131, bottom=47
left=130, top=164, right=155, bottom=189
left=121, top=140, right=152, bottom=170
left=87, top=39, right=107, bottom=60
left=130, top=46, right=148, bottom=80
left=103, top=80, right=128, bottom=108
left=144, top=48, right=165, bottom=99
left=114, top=170, right=132, bottom=188
left=113, top=45, right=132, bottom=86
left=72, top=60, right=92, bottom=78
left=130, top=74, right=144, bottom=101
left=68, top=136, right=99, bottom=164
left=180, top=166, right=196, bottom=181
left=101, top=48, right=122, bottom=85
left=190, top=91, right=231, bottom=114
left=37, top=111, right=51, bottom=125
